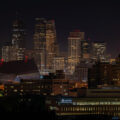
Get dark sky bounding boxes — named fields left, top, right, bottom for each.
left=0, top=1, right=120, bottom=57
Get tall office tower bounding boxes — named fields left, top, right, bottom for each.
left=2, top=18, right=26, bottom=62
left=67, top=30, right=85, bottom=75
left=12, top=19, right=26, bottom=48
left=33, top=18, right=47, bottom=72
left=11, top=18, right=26, bottom=61
left=92, top=42, right=106, bottom=62
left=46, top=20, right=58, bottom=71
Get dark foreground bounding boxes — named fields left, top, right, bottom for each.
left=0, top=94, right=116, bottom=120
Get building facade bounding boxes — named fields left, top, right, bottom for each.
left=88, top=62, right=112, bottom=88
left=91, top=42, right=107, bottom=62
left=73, top=63, right=92, bottom=82
left=33, top=18, right=59, bottom=73
left=53, top=57, right=65, bottom=72
left=88, top=55, right=120, bottom=88
left=2, top=18, right=26, bottom=62
left=46, top=96, right=120, bottom=117
left=2, top=46, right=17, bottom=62
left=12, top=19, right=26, bottom=48
left=81, top=40, right=91, bottom=62
left=4, top=70, right=69, bottom=96
left=2, top=46, right=25, bottom=62
left=67, top=30, right=85, bottom=75
left=33, top=18, right=47, bottom=72
left=46, top=20, right=58, bottom=71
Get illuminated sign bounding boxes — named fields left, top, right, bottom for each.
left=60, top=99, right=72, bottom=104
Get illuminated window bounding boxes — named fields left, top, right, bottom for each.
left=11, top=86, right=14, bottom=89
left=21, top=90, right=23, bottom=92
left=14, top=89, right=17, bottom=92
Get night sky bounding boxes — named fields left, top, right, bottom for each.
left=0, top=1, right=120, bottom=57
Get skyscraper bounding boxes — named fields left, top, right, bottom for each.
left=46, top=20, right=58, bottom=71
left=67, top=30, right=85, bottom=75
left=33, top=18, right=47, bottom=72
left=12, top=17, right=26, bottom=61
left=12, top=19, right=26, bottom=48
left=2, top=17, right=26, bottom=62
left=33, top=18, right=59, bottom=73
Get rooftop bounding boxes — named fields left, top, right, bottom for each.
left=0, top=59, right=38, bottom=74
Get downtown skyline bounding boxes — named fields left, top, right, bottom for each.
left=0, top=1, right=120, bottom=57
left=1, top=1, right=120, bottom=117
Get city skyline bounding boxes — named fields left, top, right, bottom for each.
left=0, top=1, right=120, bottom=57
left=1, top=1, right=120, bottom=117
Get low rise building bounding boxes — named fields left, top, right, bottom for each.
left=4, top=70, right=69, bottom=96
left=46, top=89, right=120, bottom=117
